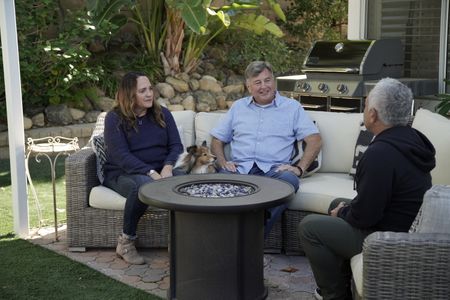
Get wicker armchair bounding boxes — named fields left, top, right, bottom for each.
left=65, top=148, right=169, bottom=251
left=360, top=231, right=450, bottom=299
left=354, top=185, right=450, bottom=299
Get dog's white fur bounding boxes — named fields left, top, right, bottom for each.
left=174, top=141, right=217, bottom=174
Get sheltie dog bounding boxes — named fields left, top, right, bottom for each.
left=174, top=141, right=217, bottom=174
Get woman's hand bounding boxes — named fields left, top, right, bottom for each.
left=148, top=170, right=162, bottom=180
left=160, top=165, right=174, bottom=178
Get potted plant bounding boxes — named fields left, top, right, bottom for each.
left=436, top=79, right=450, bottom=117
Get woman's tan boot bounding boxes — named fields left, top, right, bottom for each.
left=116, top=234, right=145, bottom=265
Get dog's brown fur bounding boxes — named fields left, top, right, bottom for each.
left=174, top=141, right=217, bottom=174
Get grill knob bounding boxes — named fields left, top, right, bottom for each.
left=318, top=83, right=328, bottom=93
left=337, top=84, right=348, bottom=94
left=299, top=82, right=311, bottom=92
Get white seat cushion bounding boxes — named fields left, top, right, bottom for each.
left=350, top=253, right=363, bottom=297
left=89, top=185, right=125, bottom=210
left=287, top=173, right=357, bottom=213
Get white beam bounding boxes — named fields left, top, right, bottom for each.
left=0, top=0, right=29, bottom=237
left=348, top=0, right=367, bottom=40
left=439, top=0, right=449, bottom=93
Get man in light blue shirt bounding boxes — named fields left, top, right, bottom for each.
left=211, top=61, right=322, bottom=238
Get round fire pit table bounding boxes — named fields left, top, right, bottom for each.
left=139, top=173, right=294, bottom=300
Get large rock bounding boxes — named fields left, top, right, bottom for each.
left=45, top=104, right=73, bottom=125
left=196, top=102, right=211, bottom=112
left=174, top=72, right=190, bottom=82
left=23, top=117, right=33, bottom=130
left=96, top=96, right=115, bottom=112
left=31, top=113, right=45, bottom=127
left=223, top=84, right=244, bottom=94
left=166, top=76, right=190, bottom=93
left=227, top=74, right=245, bottom=85
left=84, top=111, right=102, bottom=123
left=70, top=108, right=86, bottom=121
left=194, top=90, right=217, bottom=111
left=216, top=94, right=227, bottom=110
left=156, top=82, right=175, bottom=99
left=157, top=98, right=169, bottom=108
left=182, top=96, right=196, bottom=111
left=188, top=79, right=200, bottom=91
left=168, top=104, right=184, bottom=111
left=199, top=75, right=222, bottom=93
left=169, top=95, right=183, bottom=105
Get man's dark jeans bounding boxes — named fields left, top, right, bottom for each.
left=298, top=199, right=373, bottom=300
left=219, top=162, right=299, bottom=239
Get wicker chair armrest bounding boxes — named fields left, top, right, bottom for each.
left=65, top=148, right=99, bottom=212
left=362, top=231, right=450, bottom=300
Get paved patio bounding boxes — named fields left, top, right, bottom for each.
left=27, top=225, right=316, bottom=300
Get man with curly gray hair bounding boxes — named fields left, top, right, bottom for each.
left=298, top=78, right=436, bottom=300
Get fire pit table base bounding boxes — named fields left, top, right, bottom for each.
left=169, top=210, right=267, bottom=300
left=138, top=174, right=294, bottom=300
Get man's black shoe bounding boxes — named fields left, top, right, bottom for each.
left=314, top=288, right=323, bottom=300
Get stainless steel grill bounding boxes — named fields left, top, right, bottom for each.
left=277, top=39, right=438, bottom=112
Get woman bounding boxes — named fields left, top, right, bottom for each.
left=103, top=71, right=184, bottom=264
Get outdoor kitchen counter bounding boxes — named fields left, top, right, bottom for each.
left=139, top=173, right=295, bottom=300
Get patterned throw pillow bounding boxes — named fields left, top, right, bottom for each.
left=291, top=121, right=322, bottom=178
left=349, top=122, right=374, bottom=178
left=92, top=134, right=107, bottom=183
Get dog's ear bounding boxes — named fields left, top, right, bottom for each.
left=186, top=145, right=198, bottom=154
left=201, top=140, right=208, bottom=147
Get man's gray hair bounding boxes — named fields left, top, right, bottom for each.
left=245, top=61, right=274, bottom=80
left=367, top=77, right=413, bottom=126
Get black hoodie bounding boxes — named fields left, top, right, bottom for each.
left=338, top=126, right=436, bottom=232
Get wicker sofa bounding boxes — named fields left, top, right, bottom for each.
left=66, top=108, right=450, bottom=253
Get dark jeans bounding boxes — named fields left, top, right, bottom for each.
left=220, top=163, right=299, bottom=239
left=104, top=170, right=185, bottom=237
left=298, top=198, right=373, bottom=300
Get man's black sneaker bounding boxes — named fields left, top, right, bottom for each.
left=314, top=288, right=323, bottom=300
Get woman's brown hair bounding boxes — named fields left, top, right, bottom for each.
left=114, top=71, right=166, bottom=130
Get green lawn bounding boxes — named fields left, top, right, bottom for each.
left=0, top=159, right=162, bottom=299
left=0, top=158, right=67, bottom=237
left=0, top=238, right=160, bottom=299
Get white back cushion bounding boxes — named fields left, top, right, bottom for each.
left=172, top=110, right=196, bottom=148
left=412, top=109, right=450, bottom=185
left=307, top=111, right=363, bottom=173
left=195, top=111, right=227, bottom=146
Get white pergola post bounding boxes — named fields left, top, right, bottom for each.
left=348, top=0, right=367, bottom=40
left=0, top=0, right=29, bottom=237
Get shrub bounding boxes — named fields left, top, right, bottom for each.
left=215, top=30, right=304, bottom=76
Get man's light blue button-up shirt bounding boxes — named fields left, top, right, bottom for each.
left=210, top=92, right=319, bottom=174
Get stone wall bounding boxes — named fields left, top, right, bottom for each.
left=0, top=70, right=246, bottom=159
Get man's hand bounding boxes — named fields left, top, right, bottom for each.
left=218, top=159, right=238, bottom=172
left=330, top=201, right=347, bottom=217
left=276, top=164, right=302, bottom=177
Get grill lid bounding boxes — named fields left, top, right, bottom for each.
left=302, top=39, right=404, bottom=77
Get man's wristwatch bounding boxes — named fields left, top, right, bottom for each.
left=148, top=170, right=156, bottom=176
left=294, top=166, right=303, bottom=177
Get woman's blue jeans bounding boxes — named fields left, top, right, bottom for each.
left=104, top=170, right=185, bottom=237
left=104, top=174, right=153, bottom=237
